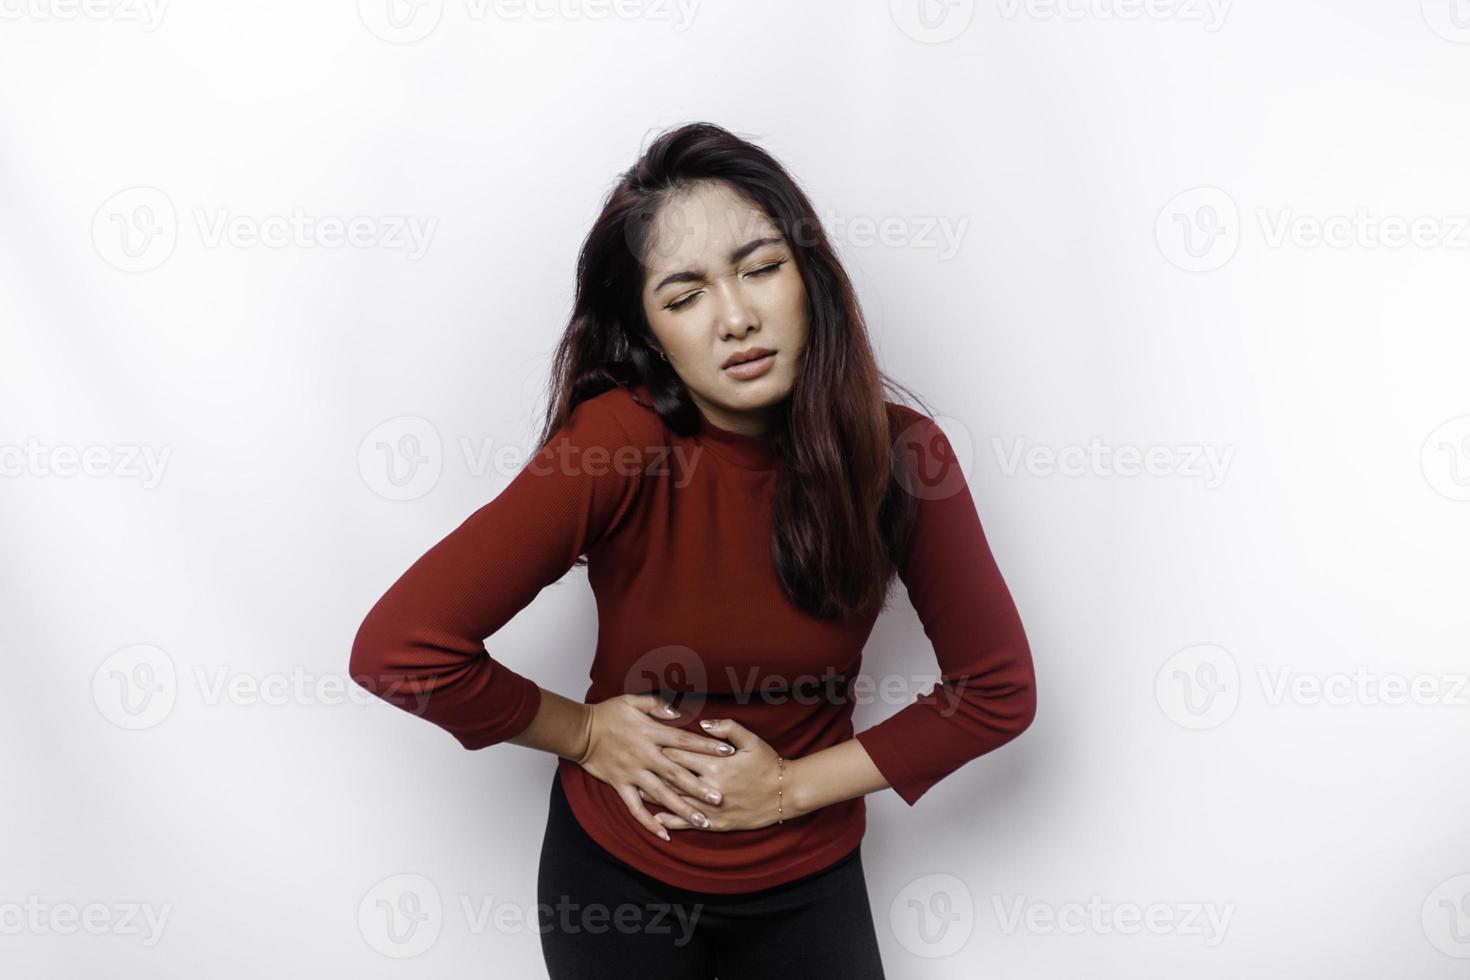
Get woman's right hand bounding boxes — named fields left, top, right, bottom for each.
left=575, top=694, right=735, bottom=842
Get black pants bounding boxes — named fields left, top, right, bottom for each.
left=536, top=773, right=887, bottom=979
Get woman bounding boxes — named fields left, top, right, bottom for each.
left=349, top=121, right=1037, bottom=979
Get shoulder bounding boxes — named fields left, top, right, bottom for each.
left=564, top=383, right=668, bottom=455
left=884, top=399, right=942, bottom=448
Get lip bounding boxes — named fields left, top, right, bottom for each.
left=722, top=347, right=776, bottom=369
left=722, top=349, right=776, bottom=381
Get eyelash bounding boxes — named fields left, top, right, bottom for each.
left=666, top=260, right=785, bottom=312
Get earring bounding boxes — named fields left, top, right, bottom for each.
left=658, top=350, right=668, bottom=361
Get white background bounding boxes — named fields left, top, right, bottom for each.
left=3, top=1, right=1469, bottom=977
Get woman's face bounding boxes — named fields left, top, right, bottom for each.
left=639, top=179, right=808, bottom=437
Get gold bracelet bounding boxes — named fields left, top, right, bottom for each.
left=776, top=755, right=784, bottom=824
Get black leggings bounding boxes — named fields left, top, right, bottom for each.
left=536, top=773, right=887, bottom=979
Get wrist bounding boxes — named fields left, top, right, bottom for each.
left=572, top=703, right=594, bottom=765
left=781, top=754, right=809, bottom=819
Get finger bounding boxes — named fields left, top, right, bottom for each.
left=617, top=784, right=671, bottom=842
left=659, top=793, right=718, bottom=830
left=643, top=769, right=722, bottom=807
left=655, top=811, right=694, bottom=831
left=697, top=717, right=755, bottom=749
left=638, top=773, right=711, bottom=830
left=631, top=693, right=681, bottom=719
left=659, top=745, right=714, bottom=776
left=669, top=731, right=737, bottom=757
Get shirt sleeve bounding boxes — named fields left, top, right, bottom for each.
left=853, top=410, right=1037, bottom=806
left=349, top=394, right=645, bottom=750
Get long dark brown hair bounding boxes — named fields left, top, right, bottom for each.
left=538, top=121, right=932, bottom=622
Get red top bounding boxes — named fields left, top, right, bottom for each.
left=350, top=381, right=1036, bottom=893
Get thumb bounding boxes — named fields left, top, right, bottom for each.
left=699, top=717, right=754, bottom=748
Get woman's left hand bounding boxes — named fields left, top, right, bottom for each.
left=637, top=718, right=788, bottom=832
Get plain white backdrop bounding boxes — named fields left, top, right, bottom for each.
left=4, top=1, right=1469, bottom=977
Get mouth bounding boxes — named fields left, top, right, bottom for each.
left=722, top=347, right=776, bottom=369
left=721, top=348, right=777, bottom=380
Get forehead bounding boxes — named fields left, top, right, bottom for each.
left=641, top=181, right=782, bottom=272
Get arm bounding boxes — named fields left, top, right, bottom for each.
left=846, top=409, right=1037, bottom=807
left=348, top=395, right=645, bottom=751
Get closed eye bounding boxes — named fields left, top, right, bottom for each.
left=666, top=260, right=787, bottom=312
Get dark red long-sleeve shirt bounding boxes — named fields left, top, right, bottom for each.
left=349, top=381, right=1035, bottom=893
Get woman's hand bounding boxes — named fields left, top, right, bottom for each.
left=575, top=694, right=737, bottom=842
left=637, top=718, right=786, bottom=833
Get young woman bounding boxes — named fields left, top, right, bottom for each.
left=349, top=121, right=1038, bottom=979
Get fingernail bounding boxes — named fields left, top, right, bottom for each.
left=659, top=830, right=670, bottom=841
left=706, top=791, right=721, bottom=804
left=664, top=705, right=680, bottom=717
left=692, top=812, right=709, bottom=828
left=699, top=719, right=713, bottom=730
left=719, top=744, right=734, bottom=755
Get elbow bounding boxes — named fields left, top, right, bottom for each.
left=1012, top=672, right=1038, bottom=738
left=348, top=619, right=392, bottom=699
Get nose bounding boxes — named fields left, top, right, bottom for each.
left=706, top=275, right=758, bottom=337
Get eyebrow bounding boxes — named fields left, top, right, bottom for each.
left=651, top=236, right=785, bottom=293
